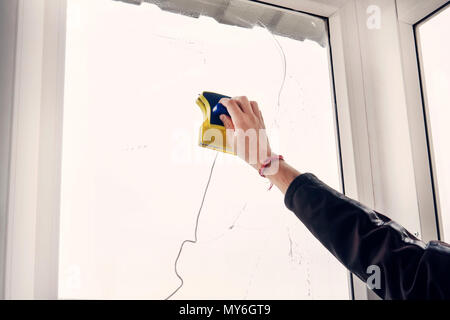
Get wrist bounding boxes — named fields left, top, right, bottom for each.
left=250, top=152, right=276, bottom=171
left=257, top=154, right=284, bottom=177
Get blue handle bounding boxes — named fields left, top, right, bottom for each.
left=211, top=103, right=230, bottom=126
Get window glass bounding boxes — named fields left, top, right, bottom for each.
left=60, top=0, right=348, bottom=299
left=416, top=5, right=450, bottom=242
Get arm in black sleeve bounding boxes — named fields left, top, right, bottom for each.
left=284, top=173, right=450, bottom=300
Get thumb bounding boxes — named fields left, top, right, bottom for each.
left=220, top=115, right=235, bottom=130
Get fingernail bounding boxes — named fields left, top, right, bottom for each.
left=219, top=115, right=225, bottom=121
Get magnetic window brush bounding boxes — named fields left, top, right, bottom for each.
left=196, top=91, right=237, bottom=155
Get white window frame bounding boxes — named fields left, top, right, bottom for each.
left=0, top=0, right=20, bottom=301
left=396, top=0, right=450, bottom=246
left=1, top=0, right=447, bottom=300
left=410, top=1, right=450, bottom=242
left=1, top=0, right=67, bottom=299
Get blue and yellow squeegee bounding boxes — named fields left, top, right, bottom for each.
left=196, top=91, right=236, bottom=155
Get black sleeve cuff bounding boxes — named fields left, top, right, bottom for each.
left=284, top=173, right=317, bottom=210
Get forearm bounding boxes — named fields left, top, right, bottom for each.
left=255, top=158, right=301, bottom=194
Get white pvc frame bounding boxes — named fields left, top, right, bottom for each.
left=1, top=0, right=66, bottom=299
left=396, top=0, right=450, bottom=244
left=411, top=1, right=450, bottom=242
left=1, top=0, right=448, bottom=300
left=0, top=0, right=20, bottom=301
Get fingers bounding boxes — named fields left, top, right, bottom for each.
left=250, top=101, right=260, bottom=117
left=220, top=97, right=264, bottom=128
left=233, top=96, right=253, bottom=115
left=250, top=101, right=266, bottom=129
left=219, top=115, right=235, bottom=130
left=220, top=98, right=242, bottom=122
left=259, top=110, right=266, bottom=129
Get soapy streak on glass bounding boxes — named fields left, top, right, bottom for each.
left=139, top=0, right=328, bottom=46
left=60, top=0, right=349, bottom=299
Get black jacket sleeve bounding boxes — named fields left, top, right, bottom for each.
left=284, top=173, right=450, bottom=300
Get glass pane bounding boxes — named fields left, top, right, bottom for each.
left=59, top=0, right=348, bottom=299
left=417, top=5, right=450, bottom=242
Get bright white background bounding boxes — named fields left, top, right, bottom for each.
left=59, top=0, right=348, bottom=299
left=417, top=5, right=450, bottom=242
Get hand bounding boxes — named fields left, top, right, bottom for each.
left=219, top=96, right=273, bottom=170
